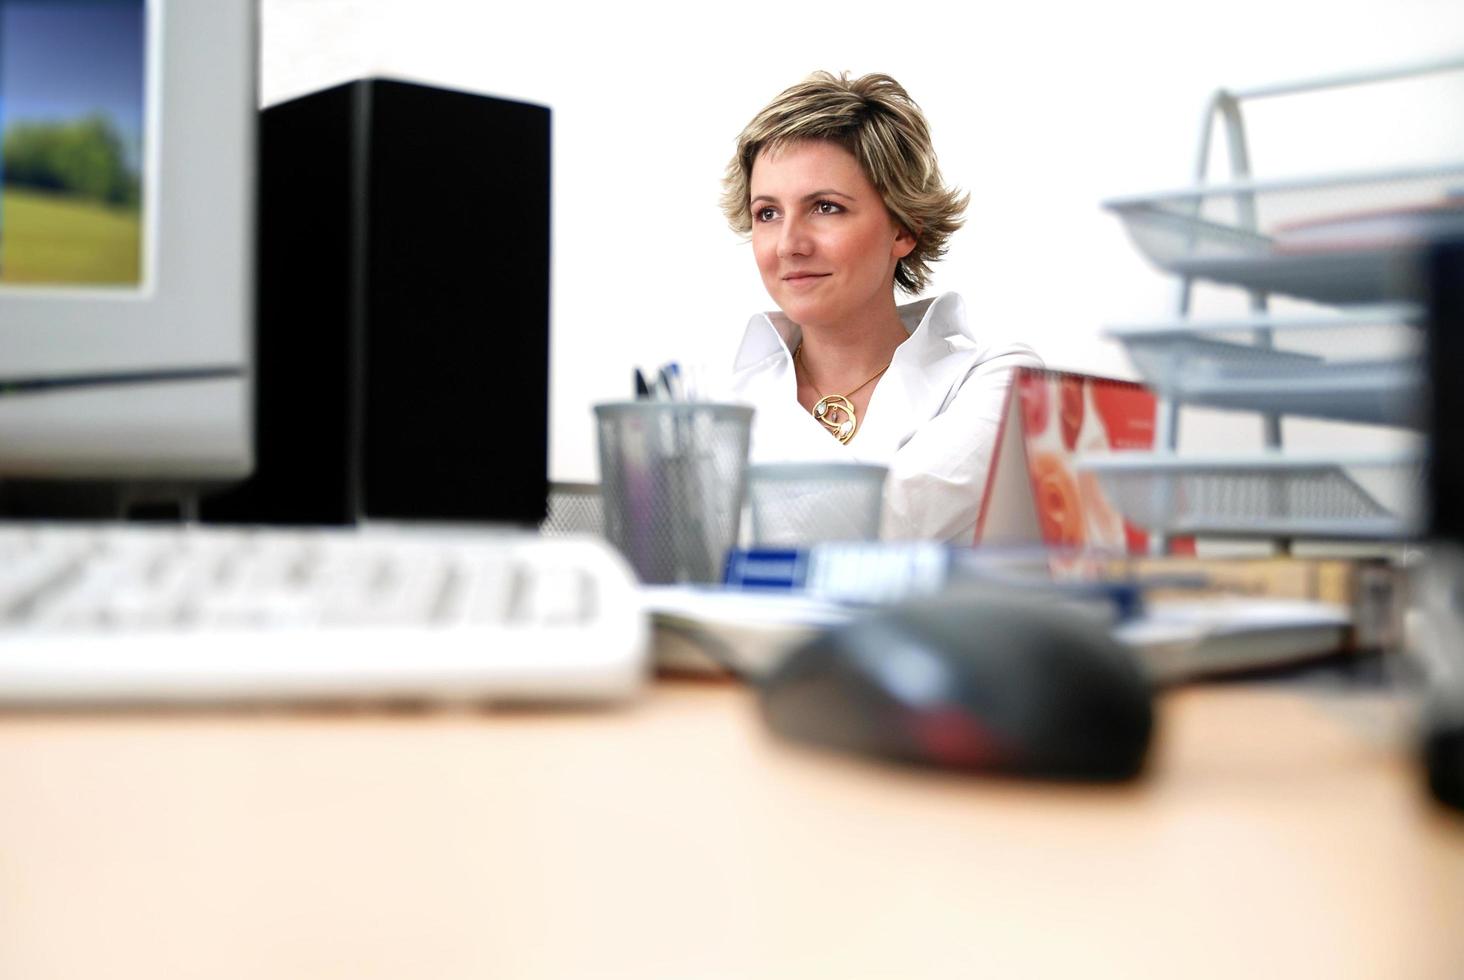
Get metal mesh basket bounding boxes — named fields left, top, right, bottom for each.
left=1078, top=452, right=1423, bottom=539
left=1104, top=163, right=1464, bottom=304
left=1109, top=306, right=1425, bottom=428
left=746, top=462, right=888, bottom=546
left=541, top=482, right=603, bottom=537
left=594, top=402, right=753, bottom=584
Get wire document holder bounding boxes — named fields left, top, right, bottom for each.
left=1083, top=57, right=1464, bottom=549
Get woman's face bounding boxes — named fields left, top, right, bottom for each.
left=749, top=139, right=915, bottom=331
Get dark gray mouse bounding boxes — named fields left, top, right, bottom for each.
left=758, top=591, right=1154, bottom=781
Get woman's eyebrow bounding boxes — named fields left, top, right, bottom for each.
left=750, top=189, right=856, bottom=205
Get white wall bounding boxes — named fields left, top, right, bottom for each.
left=261, top=0, right=1464, bottom=481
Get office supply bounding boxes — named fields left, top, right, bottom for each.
left=1112, top=554, right=1403, bottom=649
left=723, top=541, right=956, bottom=602
left=659, top=363, right=682, bottom=402
left=1107, top=305, right=1424, bottom=428
left=1104, top=165, right=1458, bottom=304
left=1115, top=597, right=1351, bottom=682
left=745, top=462, right=887, bottom=546
left=709, top=544, right=1386, bottom=680
left=977, top=369, right=1192, bottom=553
left=1089, top=61, right=1453, bottom=551
left=541, top=480, right=604, bottom=537
left=594, top=401, right=752, bottom=584
left=646, top=585, right=850, bottom=676
left=201, top=78, right=550, bottom=527
left=0, top=0, right=254, bottom=506
left=634, top=361, right=717, bottom=403
left=758, top=591, right=1153, bottom=780
left=1079, top=450, right=1422, bottom=539
left=1272, top=198, right=1464, bottom=253
left=1103, top=58, right=1464, bottom=309
left=0, top=522, right=647, bottom=705
left=657, top=541, right=955, bottom=676
left=666, top=545, right=1070, bottom=677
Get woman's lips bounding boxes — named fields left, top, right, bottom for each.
left=782, top=272, right=830, bottom=285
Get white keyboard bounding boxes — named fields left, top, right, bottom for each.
left=0, top=523, right=649, bottom=706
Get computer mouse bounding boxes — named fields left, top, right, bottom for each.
left=757, top=591, right=1154, bottom=781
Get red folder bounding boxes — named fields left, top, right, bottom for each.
left=976, top=368, right=1194, bottom=555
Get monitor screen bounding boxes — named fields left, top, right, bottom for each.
left=0, top=0, right=147, bottom=289
left=0, top=0, right=254, bottom=491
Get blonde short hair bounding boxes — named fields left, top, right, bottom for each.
left=720, top=71, right=967, bottom=295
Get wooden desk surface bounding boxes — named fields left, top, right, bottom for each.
left=0, top=680, right=1460, bottom=979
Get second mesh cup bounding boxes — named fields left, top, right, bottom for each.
left=746, top=461, right=889, bottom=546
left=594, top=402, right=754, bottom=584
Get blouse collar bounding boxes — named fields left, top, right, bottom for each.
left=730, top=293, right=985, bottom=459
left=732, top=293, right=969, bottom=374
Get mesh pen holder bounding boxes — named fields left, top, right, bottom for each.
left=747, top=462, right=888, bottom=546
left=594, top=402, right=753, bottom=584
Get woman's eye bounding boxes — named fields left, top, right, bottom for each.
left=754, top=206, right=778, bottom=222
left=814, top=200, right=842, bottom=215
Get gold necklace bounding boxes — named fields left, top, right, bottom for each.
left=795, top=344, right=890, bottom=445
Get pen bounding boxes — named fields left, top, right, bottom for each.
left=634, top=368, right=651, bottom=401
left=665, top=362, right=685, bottom=402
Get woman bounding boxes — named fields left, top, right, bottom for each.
left=722, top=71, right=1042, bottom=543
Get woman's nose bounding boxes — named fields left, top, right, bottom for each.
left=776, top=215, right=812, bottom=258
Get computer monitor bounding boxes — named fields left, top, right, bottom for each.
left=0, top=0, right=255, bottom=508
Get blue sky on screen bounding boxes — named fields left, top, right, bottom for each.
left=0, top=0, right=146, bottom=172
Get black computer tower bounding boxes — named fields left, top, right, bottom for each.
left=203, top=78, right=550, bottom=526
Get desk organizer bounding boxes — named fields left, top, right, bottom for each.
left=1107, top=305, right=1425, bottom=428
left=1079, top=450, right=1423, bottom=539
left=1086, top=58, right=1462, bottom=549
left=1105, top=164, right=1464, bottom=305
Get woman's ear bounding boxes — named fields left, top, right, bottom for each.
left=892, top=223, right=917, bottom=260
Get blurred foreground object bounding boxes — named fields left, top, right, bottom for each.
left=1412, top=547, right=1464, bottom=811
left=1094, top=59, right=1464, bottom=553
left=0, top=524, right=647, bottom=706
left=1421, top=238, right=1464, bottom=810
left=692, top=543, right=1398, bottom=683
left=759, top=592, right=1153, bottom=781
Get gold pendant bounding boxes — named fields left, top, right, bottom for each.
left=812, top=394, right=857, bottom=444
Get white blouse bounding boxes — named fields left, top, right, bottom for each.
left=728, top=293, right=1042, bottom=543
